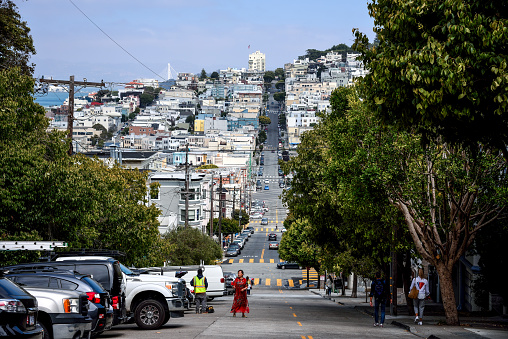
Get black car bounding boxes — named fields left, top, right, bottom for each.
left=276, top=261, right=300, bottom=269
left=5, top=269, right=113, bottom=336
left=0, top=272, right=43, bottom=338
left=268, top=233, right=277, bottom=241
left=4, top=258, right=127, bottom=326
left=245, top=227, right=254, bottom=234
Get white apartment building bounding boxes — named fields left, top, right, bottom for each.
left=248, top=50, right=266, bottom=72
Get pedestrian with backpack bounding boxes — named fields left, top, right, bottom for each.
left=369, top=272, right=391, bottom=328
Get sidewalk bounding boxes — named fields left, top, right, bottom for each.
left=311, top=289, right=508, bottom=338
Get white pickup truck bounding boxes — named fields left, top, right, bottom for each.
left=55, top=256, right=186, bottom=330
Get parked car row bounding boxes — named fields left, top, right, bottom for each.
left=1, top=253, right=188, bottom=338
left=225, top=227, right=254, bottom=257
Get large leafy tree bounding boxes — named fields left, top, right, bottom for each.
left=162, top=226, right=222, bottom=265
left=353, top=0, right=508, bottom=157
left=0, top=0, right=36, bottom=75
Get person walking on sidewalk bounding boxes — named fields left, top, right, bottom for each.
left=231, top=269, right=249, bottom=317
left=369, top=272, right=390, bottom=328
left=326, top=275, right=333, bottom=296
left=190, top=268, right=208, bottom=314
left=410, top=268, right=430, bottom=325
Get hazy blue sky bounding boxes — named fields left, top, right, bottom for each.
left=17, top=0, right=376, bottom=83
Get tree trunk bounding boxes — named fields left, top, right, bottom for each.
left=351, top=273, right=358, bottom=298
left=401, top=252, right=414, bottom=315
left=436, top=263, right=460, bottom=325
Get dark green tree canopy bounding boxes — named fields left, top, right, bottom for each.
left=353, top=0, right=508, bottom=153
left=263, top=71, right=275, bottom=83
left=210, top=71, right=219, bottom=79
left=0, top=0, right=36, bottom=75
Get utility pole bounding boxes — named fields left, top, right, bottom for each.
left=218, top=174, right=223, bottom=248
left=39, top=76, right=105, bottom=155
left=184, top=144, right=189, bottom=228
left=232, top=187, right=236, bottom=218
left=210, top=177, right=214, bottom=237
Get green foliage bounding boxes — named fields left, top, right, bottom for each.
left=278, top=218, right=320, bottom=269
left=140, top=93, right=154, bottom=108
left=274, top=68, right=285, bottom=79
left=207, top=218, right=241, bottom=236
left=298, top=43, right=353, bottom=62
left=232, top=209, right=249, bottom=227
left=210, top=71, right=219, bottom=79
left=0, top=1, right=36, bottom=75
left=200, top=69, right=207, bottom=80
left=161, top=226, right=222, bottom=265
left=273, top=92, right=285, bottom=102
left=258, top=130, right=267, bottom=144
left=275, top=80, right=285, bottom=90
left=263, top=71, right=275, bottom=83
left=353, top=0, right=508, bottom=153
left=259, top=116, right=271, bottom=126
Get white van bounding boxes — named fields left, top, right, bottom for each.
left=147, top=265, right=226, bottom=301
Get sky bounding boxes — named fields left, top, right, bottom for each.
left=16, top=0, right=376, bottom=84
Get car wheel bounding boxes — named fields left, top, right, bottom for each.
left=282, top=266, right=286, bottom=270
left=135, top=299, right=166, bottom=330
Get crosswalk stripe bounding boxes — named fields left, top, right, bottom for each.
left=239, top=259, right=244, bottom=263
left=259, top=259, right=264, bottom=263
left=228, top=259, right=233, bottom=264
left=289, top=280, right=294, bottom=287
left=249, top=259, right=254, bottom=263
left=277, top=279, right=282, bottom=286
left=254, top=278, right=260, bottom=285
left=270, top=259, right=274, bottom=263
left=265, top=278, right=271, bottom=286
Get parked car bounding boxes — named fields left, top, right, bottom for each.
left=227, top=244, right=241, bottom=255
left=0, top=272, right=43, bottom=338
left=261, top=218, right=268, bottom=225
left=3, top=259, right=127, bottom=327
left=241, top=230, right=251, bottom=238
left=268, top=242, right=279, bottom=250
left=249, top=212, right=263, bottom=219
left=268, top=233, right=277, bottom=241
left=232, top=239, right=244, bottom=250
left=5, top=269, right=113, bottom=337
left=23, top=287, right=92, bottom=339
left=246, top=226, right=254, bottom=234
left=225, top=248, right=238, bottom=257
left=54, top=257, right=187, bottom=330
left=223, top=272, right=236, bottom=295
left=277, top=261, right=300, bottom=269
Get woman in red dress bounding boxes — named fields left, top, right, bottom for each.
left=231, top=269, right=249, bottom=317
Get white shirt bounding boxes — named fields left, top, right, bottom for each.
left=410, top=276, right=429, bottom=299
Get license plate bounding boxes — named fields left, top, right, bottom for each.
left=28, top=313, right=35, bottom=326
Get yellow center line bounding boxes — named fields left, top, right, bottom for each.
left=297, top=322, right=302, bottom=326
left=308, top=336, right=313, bottom=339
left=289, top=306, right=293, bottom=309
left=301, top=336, right=306, bottom=339
left=293, top=313, right=297, bottom=317
left=261, top=248, right=265, bottom=260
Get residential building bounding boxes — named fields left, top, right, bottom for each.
left=248, top=50, right=266, bottom=72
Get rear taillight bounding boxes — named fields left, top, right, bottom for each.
left=111, top=296, right=119, bottom=310
left=86, top=292, right=101, bottom=304
left=220, top=278, right=225, bottom=283
left=0, top=299, right=26, bottom=313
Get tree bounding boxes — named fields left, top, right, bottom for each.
left=258, top=130, right=267, bottom=144
left=263, top=71, right=275, bottom=83
left=353, top=0, right=508, bottom=158
left=275, top=80, right=285, bottom=90
left=273, top=92, right=285, bottom=102
left=0, top=0, right=36, bottom=75
left=232, top=209, right=249, bottom=227
left=140, top=93, right=154, bottom=108
left=197, top=164, right=219, bottom=170
left=207, top=218, right=241, bottom=236
left=278, top=218, right=320, bottom=270
left=200, top=68, right=207, bottom=80
left=210, top=71, right=219, bottom=79
left=259, top=116, right=271, bottom=126
left=274, top=68, right=285, bottom=79
left=162, top=226, right=222, bottom=265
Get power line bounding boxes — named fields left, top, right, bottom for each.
left=68, top=0, right=165, bottom=81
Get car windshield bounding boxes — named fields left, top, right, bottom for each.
left=119, top=263, right=137, bottom=276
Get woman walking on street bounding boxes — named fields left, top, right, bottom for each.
left=410, top=268, right=430, bottom=325
left=231, top=269, right=249, bottom=317
left=326, top=275, right=333, bottom=296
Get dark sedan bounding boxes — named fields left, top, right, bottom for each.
left=268, top=233, right=277, bottom=241
left=277, top=261, right=300, bottom=269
